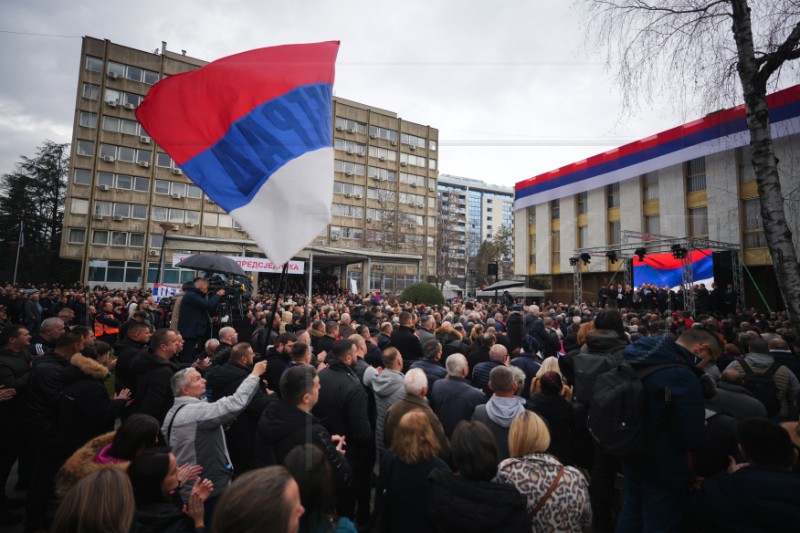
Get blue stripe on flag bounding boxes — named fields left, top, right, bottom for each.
left=182, top=82, right=333, bottom=212
left=633, top=255, right=714, bottom=288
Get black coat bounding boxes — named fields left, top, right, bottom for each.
left=256, top=398, right=352, bottom=490
left=527, top=392, right=575, bottom=465
left=131, top=502, right=196, bottom=533
left=263, top=347, right=291, bottom=396
left=26, top=352, right=71, bottom=436
left=206, top=360, right=272, bottom=475
left=428, top=468, right=529, bottom=533
left=177, top=287, right=221, bottom=339
left=467, top=345, right=491, bottom=379
left=0, top=348, right=32, bottom=443
left=430, top=376, right=487, bottom=439
left=390, top=325, right=424, bottom=364
left=113, top=338, right=147, bottom=392
left=60, top=354, right=126, bottom=455
left=130, top=351, right=180, bottom=424
left=312, top=361, right=373, bottom=456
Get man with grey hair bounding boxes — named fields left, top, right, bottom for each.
left=29, top=317, right=65, bottom=357
left=431, top=353, right=486, bottom=438
left=417, top=315, right=436, bottom=344
left=524, top=303, right=548, bottom=348
left=163, top=359, right=267, bottom=511
left=472, top=365, right=525, bottom=460
left=383, top=368, right=450, bottom=460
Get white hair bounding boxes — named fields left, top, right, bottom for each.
left=445, top=353, right=468, bottom=377
left=404, top=368, right=428, bottom=396
left=218, top=327, right=236, bottom=341
left=205, top=338, right=220, bottom=350
left=489, top=344, right=508, bottom=362
left=171, top=368, right=198, bottom=396
left=528, top=305, right=540, bottom=315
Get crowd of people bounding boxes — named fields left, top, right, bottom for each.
left=0, top=279, right=798, bottom=532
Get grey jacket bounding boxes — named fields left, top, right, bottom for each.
left=370, top=369, right=405, bottom=454
left=162, top=374, right=259, bottom=500
left=726, top=353, right=800, bottom=420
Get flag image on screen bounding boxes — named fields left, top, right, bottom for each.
left=632, top=249, right=714, bottom=290
left=136, top=41, right=340, bottom=266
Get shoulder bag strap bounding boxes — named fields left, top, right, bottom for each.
left=739, top=359, right=753, bottom=375
left=166, top=403, right=188, bottom=443
left=764, top=361, right=781, bottom=379
left=529, top=466, right=564, bottom=520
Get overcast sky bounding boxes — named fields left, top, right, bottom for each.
left=0, top=0, right=739, bottom=190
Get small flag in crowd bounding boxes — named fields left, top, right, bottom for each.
left=136, top=41, right=340, bottom=266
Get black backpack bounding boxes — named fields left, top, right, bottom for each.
left=573, top=352, right=620, bottom=405
left=588, top=363, right=681, bottom=458
left=739, top=360, right=781, bottom=417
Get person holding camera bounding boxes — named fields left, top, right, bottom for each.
left=94, top=300, right=123, bottom=345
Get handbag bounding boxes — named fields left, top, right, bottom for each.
left=529, top=466, right=564, bottom=519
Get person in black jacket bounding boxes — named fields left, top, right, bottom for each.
left=311, top=339, right=373, bottom=526
left=256, top=365, right=351, bottom=491
left=527, top=371, right=574, bottom=465
left=59, top=341, right=131, bottom=456
left=390, top=312, right=424, bottom=369
left=130, top=329, right=181, bottom=424
left=176, top=278, right=224, bottom=364
left=206, top=342, right=273, bottom=477
left=114, top=322, right=152, bottom=393
left=428, top=420, right=529, bottom=532
left=24, top=330, right=85, bottom=532
left=262, top=332, right=297, bottom=396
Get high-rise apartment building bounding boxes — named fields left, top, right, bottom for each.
left=61, top=37, right=438, bottom=291
left=436, top=175, right=514, bottom=287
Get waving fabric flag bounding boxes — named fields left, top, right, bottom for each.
left=136, top=41, right=340, bottom=266
left=632, top=250, right=714, bottom=291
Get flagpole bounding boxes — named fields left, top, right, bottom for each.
left=12, top=241, right=21, bottom=285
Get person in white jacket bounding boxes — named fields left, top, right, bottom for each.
left=162, top=360, right=267, bottom=522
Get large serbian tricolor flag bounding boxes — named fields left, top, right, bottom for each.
left=632, top=250, right=714, bottom=291
left=136, top=42, right=340, bottom=266
left=514, top=84, right=800, bottom=209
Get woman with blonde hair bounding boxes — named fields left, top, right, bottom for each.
left=469, top=323, right=485, bottom=345
left=51, top=469, right=135, bottom=533
left=530, top=356, right=572, bottom=400
left=377, top=410, right=449, bottom=533
left=495, top=411, right=592, bottom=532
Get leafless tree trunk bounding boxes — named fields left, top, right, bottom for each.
left=581, top=0, right=800, bottom=332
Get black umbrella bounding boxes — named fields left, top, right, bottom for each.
left=175, top=254, right=246, bottom=276
left=483, top=279, right=526, bottom=291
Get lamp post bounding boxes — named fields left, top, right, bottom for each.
left=155, top=222, right=175, bottom=286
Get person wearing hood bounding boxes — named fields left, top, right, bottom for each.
left=204, top=342, right=272, bottom=477
left=471, top=365, right=526, bottom=461
left=255, top=365, right=352, bottom=492
left=383, top=369, right=450, bottom=462
left=59, top=341, right=132, bottom=456
left=371, top=347, right=406, bottom=457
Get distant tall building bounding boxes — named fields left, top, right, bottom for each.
left=61, top=37, right=438, bottom=291
left=436, top=174, right=513, bottom=287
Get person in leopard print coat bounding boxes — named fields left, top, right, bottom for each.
left=495, top=411, right=592, bottom=532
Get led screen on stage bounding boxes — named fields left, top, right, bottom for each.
left=632, top=249, right=714, bottom=290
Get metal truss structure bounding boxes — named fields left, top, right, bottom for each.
left=570, top=230, right=744, bottom=316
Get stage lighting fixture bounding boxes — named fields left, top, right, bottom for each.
left=569, top=256, right=579, bottom=267
left=671, top=244, right=688, bottom=259
left=606, top=251, right=619, bottom=263
left=580, top=253, right=592, bottom=265
left=634, top=248, right=646, bottom=262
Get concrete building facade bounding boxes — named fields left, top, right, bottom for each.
left=513, top=85, right=800, bottom=305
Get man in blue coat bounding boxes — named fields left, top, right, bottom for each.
left=177, top=277, right=224, bottom=363
left=616, top=326, right=721, bottom=532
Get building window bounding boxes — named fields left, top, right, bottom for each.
left=67, top=228, right=85, bottom=244
left=368, top=125, right=397, bottom=142
left=551, top=230, right=560, bottom=265
left=103, top=116, right=141, bottom=136
left=578, top=225, right=588, bottom=248
left=334, top=138, right=366, bottom=155
left=738, top=146, right=756, bottom=183
left=577, top=192, right=588, bottom=214
left=528, top=207, right=536, bottom=225
left=368, top=146, right=397, bottom=161
left=400, top=133, right=426, bottom=148
left=686, top=157, right=707, bottom=192
left=742, top=198, right=767, bottom=248
left=134, top=177, right=150, bottom=192
left=607, top=182, right=620, bottom=208
left=529, top=234, right=536, bottom=266
left=429, top=159, right=437, bottom=170
left=645, top=214, right=660, bottom=235
left=643, top=172, right=659, bottom=200
left=85, top=56, right=103, bottom=72
left=154, top=180, right=170, bottom=195
left=82, top=83, right=100, bottom=101
left=334, top=160, right=365, bottom=176
left=92, top=230, right=109, bottom=245
left=399, top=153, right=426, bottom=168
left=131, top=204, right=148, bottom=219
left=74, top=169, right=91, bottom=185
left=551, top=199, right=560, bottom=220
left=70, top=198, right=89, bottom=215
left=110, top=231, right=128, bottom=246
left=688, top=207, right=708, bottom=237
left=187, top=184, right=202, bottom=199
left=429, top=140, right=437, bottom=151
left=129, top=233, right=145, bottom=247
left=609, top=220, right=621, bottom=245
left=335, top=118, right=367, bottom=135
left=79, top=111, right=97, bottom=129
left=204, top=213, right=218, bottom=227
left=77, top=140, right=94, bottom=157
left=152, top=207, right=167, bottom=221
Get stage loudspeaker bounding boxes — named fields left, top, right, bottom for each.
left=487, top=263, right=498, bottom=276
left=712, top=251, right=734, bottom=288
